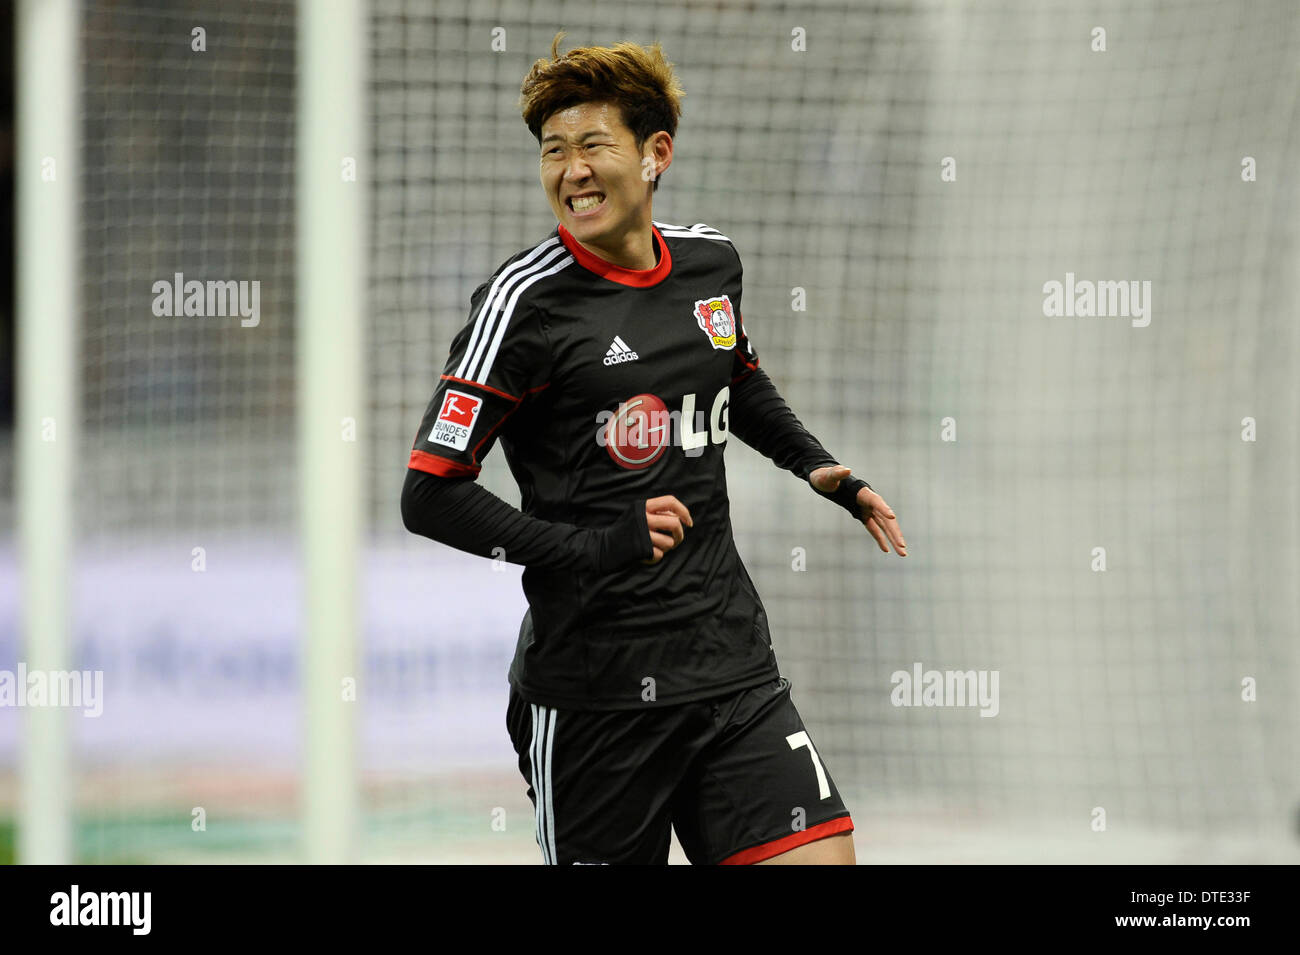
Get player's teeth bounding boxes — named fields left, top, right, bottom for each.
left=572, top=194, right=604, bottom=211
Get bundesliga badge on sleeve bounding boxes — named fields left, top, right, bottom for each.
left=429, top=389, right=483, bottom=451
left=694, top=295, right=738, bottom=350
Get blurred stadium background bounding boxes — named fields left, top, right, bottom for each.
left=0, top=0, right=1297, bottom=863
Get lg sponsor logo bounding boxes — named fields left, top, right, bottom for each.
left=595, top=387, right=729, bottom=469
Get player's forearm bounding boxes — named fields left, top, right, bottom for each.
left=400, top=468, right=650, bottom=572
left=729, top=367, right=871, bottom=518
left=730, top=365, right=849, bottom=479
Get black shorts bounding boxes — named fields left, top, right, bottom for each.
left=505, top=676, right=853, bottom=865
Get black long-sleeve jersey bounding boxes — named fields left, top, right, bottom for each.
left=404, top=220, right=869, bottom=710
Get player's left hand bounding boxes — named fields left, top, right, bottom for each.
left=808, top=465, right=907, bottom=557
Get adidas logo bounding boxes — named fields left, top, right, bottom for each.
left=602, top=335, right=639, bottom=366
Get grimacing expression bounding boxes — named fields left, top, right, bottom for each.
left=539, top=102, right=662, bottom=246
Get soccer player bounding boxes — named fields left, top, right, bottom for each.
left=401, top=33, right=907, bottom=865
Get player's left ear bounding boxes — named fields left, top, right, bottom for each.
left=641, top=131, right=672, bottom=185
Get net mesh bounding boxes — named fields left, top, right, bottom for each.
left=71, top=0, right=298, bottom=861
left=366, top=0, right=1300, bottom=860
left=1, top=0, right=1295, bottom=863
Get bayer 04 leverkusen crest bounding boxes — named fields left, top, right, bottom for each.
left=694, top=295, right=738, bottom=350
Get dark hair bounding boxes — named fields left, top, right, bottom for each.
left=519, top=32, right=684, bottom=191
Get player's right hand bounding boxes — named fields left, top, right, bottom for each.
left=641, top=495, right=693, bottom=564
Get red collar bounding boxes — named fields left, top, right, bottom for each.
left=557, top=223, right=672, bottom=287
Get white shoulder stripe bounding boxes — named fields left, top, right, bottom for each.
left=475, top=248, right=572, bottom=384
left=456, top=237, right=560, bottom=381
left=457, top=238, right=572, bottom=385
left=653, top=220, right=732, bottom=243
left=657, top=230, right=732, bottom=242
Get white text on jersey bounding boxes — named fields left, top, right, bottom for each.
left=602, top=335, right=640, bottom=366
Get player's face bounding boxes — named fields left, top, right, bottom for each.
left=539, top=102, right=663, bottom=255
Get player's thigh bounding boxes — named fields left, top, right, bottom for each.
left=671, top=677, right=854, bottom=865
left=754, top=831, right=856, bottom=864
left=506, top=689, right=706, bottom=865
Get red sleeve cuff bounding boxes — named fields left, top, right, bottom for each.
left=408, top=449, right=480, bottom=478
left=731, top=351, right=760, bottom=385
